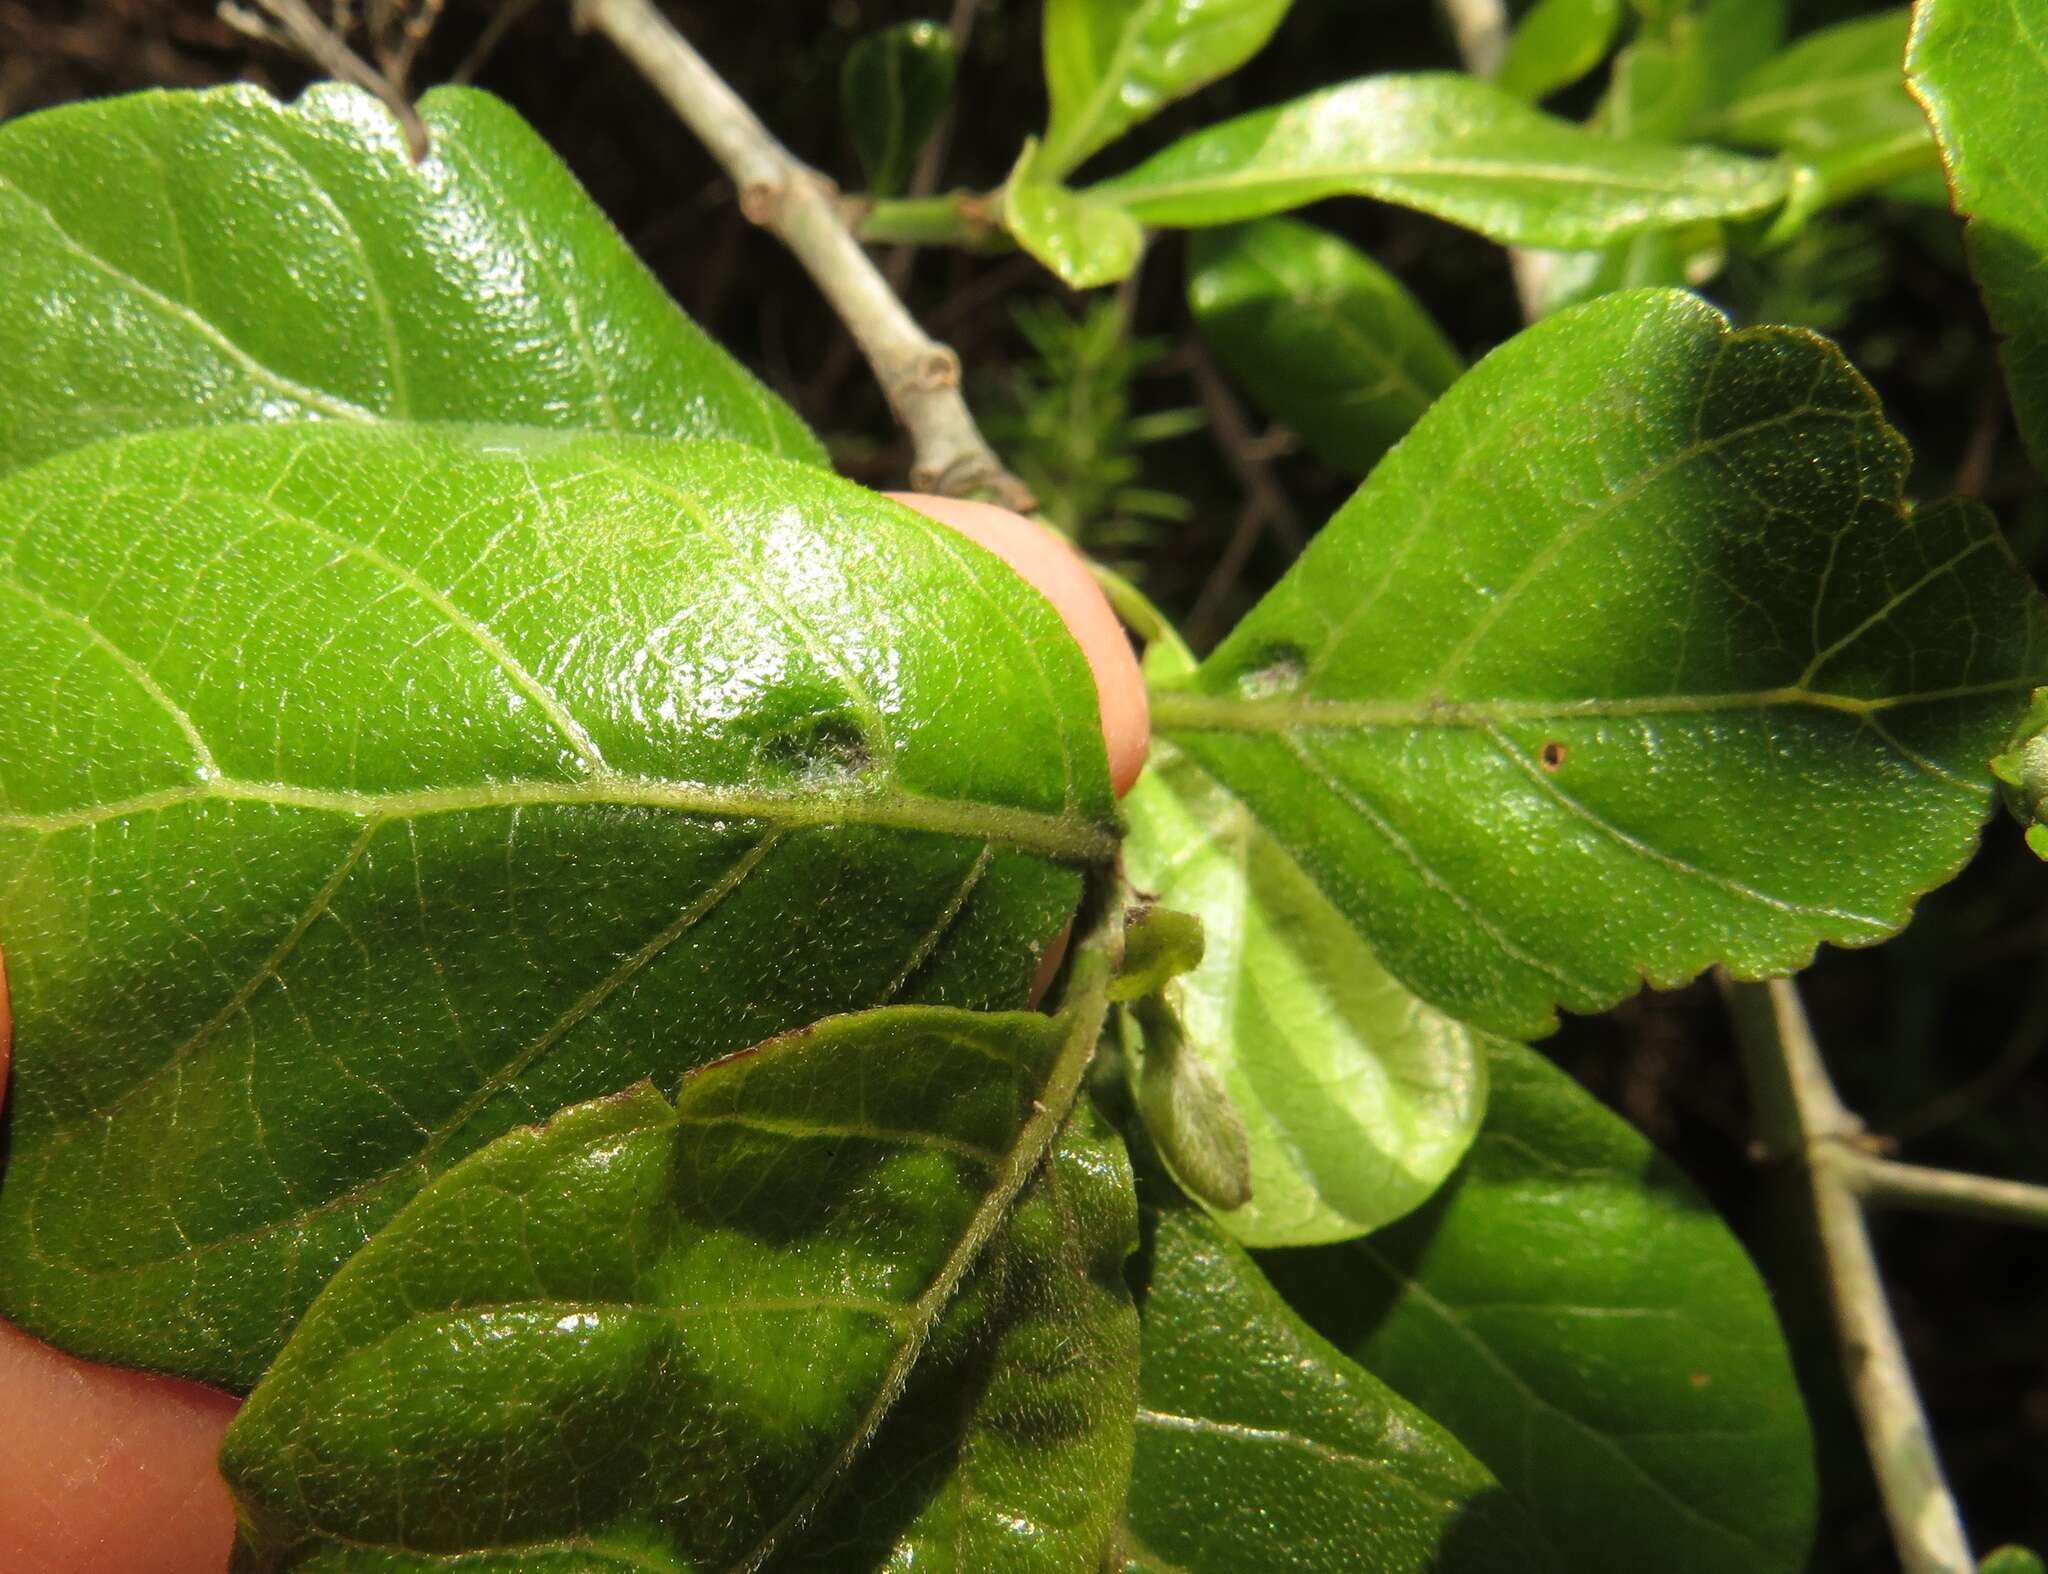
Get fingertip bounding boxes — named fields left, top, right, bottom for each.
left=885, top=492, right=1150, bottom=797
left=0, top=1318, right=239, bottom=1574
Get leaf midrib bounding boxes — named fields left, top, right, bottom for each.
left=1148, top=677, right=2037, bottom=733
left=1105, top=149, right=1777, bottom=211
left=0, top=774, right=1119, bottom=862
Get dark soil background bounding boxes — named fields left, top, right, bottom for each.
left=6, top=1, right=2045, bottom=1565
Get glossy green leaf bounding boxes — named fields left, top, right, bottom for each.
left=770, top=1102, right=1140, bottom=1572
left=841, top=20, right=957, bottom=198
left=1497, top=0, right=1624, bottom=103
left=1039, top=0, right=1294, bottom=179
left=1187, top=218, right=1462, bottom=476
left=1909, top=0, right=2048, bottom=473
left=220, top=995, right=1109, bottom=1571
left=0, top=422, right=1118, bottom=1389
left=1124, top=1208, right=1553, bottom=1572
left=0, top=83, right=822, bottom=477
left=1005, top=149, right=1147, bottom=288
left=1524, top=222, right=1725, bottom=319
left=1269, top=1040, right=1818, bottom=1574
left=1091, top=74, right=1788, bottom=248
left=1710, top=11, right=1939, bottom=203
left=1541, top=0, right=1778, bottom=312
left=1152, top=287, right=2048, bottom=1039
left=1120, top=735, right=1487, bottom=1244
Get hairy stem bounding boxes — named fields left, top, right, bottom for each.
left=574, top=0, right=1034, bottom=508
left=1722, top=975, right=1973, bottom=1574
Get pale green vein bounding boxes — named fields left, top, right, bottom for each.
left=729, top=922, right=1117, bottom=1574
left=1148, top=676, right=2037, bottom=734
left=1, top=576, right=218, bottom=775
left=1281, top=732, right=1597, bottom=1000
left=671, top=1109, right=1004, bottom=1168
left=0, top=170, right=382, bottom=425
left=1107, top=154, right=1778, bottom=211
left=29, top=832, right=785, bottom=1268
left=1480, top=722, right=1891, bottom=927
left=0, top=775, right=1118, bottom=863
left=1350, top=1237, right=1771, bottom=1556
left=203, top=486, right=609, bottom=774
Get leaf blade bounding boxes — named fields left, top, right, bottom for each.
left=1267, top=1040, right=1819, bottom=1574
left=769, top=1101, right=1141, bottom=1573
left=1909, top=0, right=2048, bottom=472
left=220, top=994, right=1113, bottom=1571
left=0, top=423, right=1115, bottom=1388
left=1186, top=217, right=1463, bottom=475
left=1091, top=74, right=1788, bottom=248
left=0, top=83, right=824, bottom=476
left=1040, top=0, right=1295, bottom=179
left=1125, top=1207, right=1554, bottom=1571
left=1120, top=739, right=1487, bottom=1244
left=1155, top=288, right=2048, bottom=1037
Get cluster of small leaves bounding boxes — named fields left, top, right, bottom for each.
left=1, top=0, right=2046, bottom=1568
left=978, top=297, right=1203, bottom=562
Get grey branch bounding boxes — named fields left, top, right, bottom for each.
left=575, top=0, right=1033, bottom=509
left=1435, top=0, right=1556, bottom=318
left=1849, top=1153, right=2048, bottom=1229
left=1723, top=976, right=1974, bottom=1574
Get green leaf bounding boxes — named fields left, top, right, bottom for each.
left=1990, top=687, right=2048, bottom=857
left=1981, top=1550, right=2048, bottom=1574
left=841, top=20, right=958, bottom=197
left=769, top=1101, right=1140, bottom=1572
left=0, top=422, right=1118, bottom=1389
left=1124, top=1208, right=1554, bottom=1572
left=1596, top=0, right=1787, bottom=141
left=1496, top=0, right=1624, bottom=103
left=1909, top=0, right=2048, bottom=473
left=1187, top=218, right=1463, bottom=476
left=1268, top=1040, right=1818, bottom=1574
left=1005, top=147, right=1148, bottom=289
left=1122, top=990, right=1254, bottom=1212
left=1112, top=904, right=1207, bottom=1001
left=1709, top=11, right=1939, bottom=203
left=1091, top=74, right=1788, bottom=248
left=1120, top=736, right=1487, bottom=1244
left=1039, top=0, right=1295, bottom=179
left=1151, top=287, right=2048, bottom=1038
left=219, top=992, right=1112, bottom=1571
left=0, top=83, right=822, bottom=477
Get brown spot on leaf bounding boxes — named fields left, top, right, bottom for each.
left=1540, top=740, right=1568, bottom=771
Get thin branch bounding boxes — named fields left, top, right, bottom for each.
left=1183, top=339, right=1304, bottom=648
left=453, top=0, right=541, bottom=83
left=1435, top=0, right=1554, bottom=319
left=575, top=0, right=1034, bottom=509
left=220, top=0, right=429, bottom=158
left=1722, top=976, right=1974, bottom=1574
left=1846, top=1153, right=2048, bottom=1230
left=1438, top=0, right=1510, bottom=80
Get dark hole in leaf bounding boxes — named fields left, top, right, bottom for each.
left=1236, top=644, right=1307, bottom=699
left=760, top=711, right=873, bottom=786
left=1540, top=740, right=1568, bottom=771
